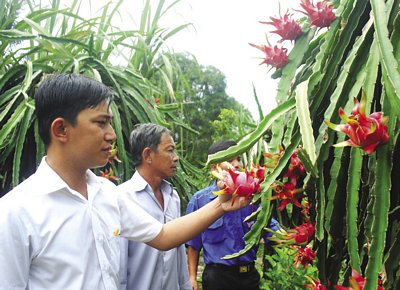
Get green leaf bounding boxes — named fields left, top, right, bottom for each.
left=0, top=101, right=27, bottom=148
left=12, top=100, right=35, bottom=186
left=295, top=80, right=316, bottom=164
left=207, top=98, right=296, bottom=164
left=275, top=28, right=317, bottom=104
left=346, top=147, right=363, bottom=273
left=296, top=148, right=318, bottom=178
left=371, top=0, right=400, bottom=117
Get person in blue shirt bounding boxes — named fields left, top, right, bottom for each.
left=185, top=140, right=280, bottom=290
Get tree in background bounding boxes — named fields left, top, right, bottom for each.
left=211, top=108, right=241, bottom=142
left=165, top=52, right=254, bottom=164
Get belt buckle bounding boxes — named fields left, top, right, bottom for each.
left=239, top=265, right=249, bottom=273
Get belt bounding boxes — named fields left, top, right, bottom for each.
left=206, top=262, right=255, bottom=273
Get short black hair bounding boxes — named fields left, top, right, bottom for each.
left=208, top=140, right=237, bottom=155
left=34, top=73, right=114, bottom=146
left=129, top=123, right=172, bottom=168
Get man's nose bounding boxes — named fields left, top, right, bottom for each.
left=106, top=125, right=116, bottom=141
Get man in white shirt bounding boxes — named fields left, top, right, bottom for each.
left=119, top=123, right=191, bottom=290
left=0, top=73, right=249, bottom=290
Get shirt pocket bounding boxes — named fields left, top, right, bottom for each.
left=203, top=218, right=225, bottom=244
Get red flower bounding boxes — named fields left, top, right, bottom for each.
left=260, top=10, right=303, bottom=41
left=271, top=181, right=305, bottom=211
left=283, top=151, right=306, bottom=185
left=268, top=150, right=306, bottom=211
left=325, top=97, right=389, bottom=154
left=334, top=269, right=384, bottom=290
left=295, top=246, right=316, bottom=268
left=268, top=222, right=315, bottom=246
left=297, top=0, right=336, bottom=28
left=288, top=222, right=315, bottom=245
left=100, top=168, right=119, bottom=181
left=212, top=164, right=265, bottom=200
left=249, top=43, right=289, bottom=70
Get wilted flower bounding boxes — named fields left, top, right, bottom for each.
left=263, top=146, right=284, bottom=168
left=100, top=168, right=119, bottom=181
left=212, top=164, right=265, bottom=200
left=297, top=0, right=336, bottom=28
left=108, top=143, right=121, bottom=164
left=325, top=97, right=389, bottom=154
left=260, top=10, right=303, bottom=41
left=295, top=246, right=316, bottom=268
left=145, top=97, right=161, bottom=107
left=249, top=43, right=289, bottom=70
left=113, top=228, right=120, bottom=237
left=301, top=199, right=310, bottom=220
left=305, top=279, right=328, bottom=290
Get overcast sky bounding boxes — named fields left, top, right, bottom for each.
left=158, top=0, right=295, bottom=118
left=70, top=0, right=295, bottom=118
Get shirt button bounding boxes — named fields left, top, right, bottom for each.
left=98, top=235, right=103, bottom=242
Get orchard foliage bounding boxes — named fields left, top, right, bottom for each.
left=0, top=0, right=251, bottom=201
left=209, top=0, right=399, bottom=289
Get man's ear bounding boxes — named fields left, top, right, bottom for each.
left=50, top=118, right=68, bottom=142
left=142, top=147, right=153, bottom=164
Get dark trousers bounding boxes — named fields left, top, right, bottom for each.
left=202, top=264, right=260, bottom=290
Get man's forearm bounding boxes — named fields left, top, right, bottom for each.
left=148, top=194, right=249, bottom=250
left=187, top=246, right=200, bottom=290
left=187, top=246, right=200, bottom=278
left=148, top=198, right=224, bottom=250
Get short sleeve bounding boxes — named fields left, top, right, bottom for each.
left=269, top=218, right=281, bottom=232
left=0, top=202, right=31, bottom=289
left=118, top=192, right=163, bottom=243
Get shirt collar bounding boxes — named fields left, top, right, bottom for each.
left=35, top=157, right=69, bottom=195
left=35, top=157, right=102, bottom=197
left=129, top=171, right=174, bottom=196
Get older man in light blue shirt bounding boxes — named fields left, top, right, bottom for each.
left=119, top=123, right=191, bottom=290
